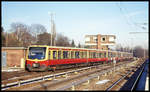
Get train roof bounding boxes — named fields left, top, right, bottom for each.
left=28, top=45, right=132, bottom=54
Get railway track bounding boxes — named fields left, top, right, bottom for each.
left=57, top=60, right=145, bottom=91
left=119, top=59, right=149, bottom=91
left=2, top=63, right=110, bottom=84
left=1, top=63, right=109, bottom=90
left=2, top=60, right=138, bottom=91
left=105, top=60, right=146, bottom=91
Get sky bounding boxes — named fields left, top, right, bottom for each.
left=2, top=1, right=149, bottom=49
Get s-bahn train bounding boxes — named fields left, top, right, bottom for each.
left=25, top=45, right=133, bottom=71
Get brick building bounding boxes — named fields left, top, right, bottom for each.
left=2, top=47, right=27, bottom=67
left=85, top=34, right=116, bottom=50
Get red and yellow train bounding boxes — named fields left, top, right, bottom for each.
left=25, top=45, right=133, bottom=71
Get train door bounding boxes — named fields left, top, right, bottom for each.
left=48, top=50, right=51, bottom=60
left=58, top=49, right=62, bottom=59
left=71, top=50, right=75, bottom=59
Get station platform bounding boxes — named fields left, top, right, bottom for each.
left=2, top=66, right=24, bottom=72
left=145, top=75, right=149, bottom=91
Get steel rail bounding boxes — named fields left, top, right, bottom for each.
left=106, top=70, right=132, bottom=91
left=57, top=69, right=111, bottom=90
left=106, top=60, right=145, bottom=91
left=1, top=63, right=107, bottom=90
left=1, top=61, right=133, bottom=91
left=57, top=63, right=128, bottom=90
left=130, top=60, right=146, bottom=91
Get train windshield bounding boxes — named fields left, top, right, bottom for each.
left=28, top=47, right=46, bottom=60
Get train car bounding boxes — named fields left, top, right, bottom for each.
left=25, top=45, right=133, bottom=71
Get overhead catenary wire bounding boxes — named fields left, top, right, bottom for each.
left=116, top=2, right=136, bottom=31
left=116, top=2, right=148, bottom=31
left=122, top=5, right=148, bottom=31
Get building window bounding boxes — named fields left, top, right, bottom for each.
left=101, top=37, right=106, bottom=42
left=94, top=38, right=98, bottom=42
left=109, top=37, right=115, bottom=42
left=93, top=37, right=97, bottom=42
left=85, top=37, right=90, bottom=42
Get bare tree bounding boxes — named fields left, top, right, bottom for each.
left=123, top=46, right=131, bottom=52
left=30, top=24, right=47, bottom=43
left=1, top=26, right=6, bottom=46
left=133, top=46, right=144, bottom=58
left=36, top=32, right=51, bottom=45
left=10, top=22, right=28, bottom=42
left=115, top=44, right=123, bottom=51
left=6, top=33, right=20, bottom=47
left=7, top=22, right=36, bottom=47
left=56, top=33, right=70, bottom=47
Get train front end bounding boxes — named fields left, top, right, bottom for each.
left=26, top=45, right=49, bottom=71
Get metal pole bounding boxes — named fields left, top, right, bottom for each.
left=6, top=32, right=8, bottom=47
left=144, top=48, right=145, bottom=59
left=50, top=12, right=53, bottom=46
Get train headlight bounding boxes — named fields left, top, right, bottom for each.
left=33, top=63, right=40, bottom=68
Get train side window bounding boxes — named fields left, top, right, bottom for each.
left=89, top=52, right=91, bottom=58
left=90, top=52, right=92, bottom=58
left=92, top=52, right=94, bottom=58
left=98, top=53, right=100, bottom=58
left=114, top=53, right=116, bottom=57
left=53, top=51, right=57, bottom=59
left=104, top=52, right=106, bottom=57
left=109, top=52, right=111, bottom=57
left=75, top=51, right=79, bottom=58
left=108, top=52, right=110, bottom=57
left=98, top=53, right=101, bottom=58
left=96, top=52, right=98, bottom=58
left=110, top=52, right=112, bottom=57
left=116, top=53, right=118, bottom=57
left=58, top=51, right=61, bottom=59
left=93, top=52, right=96, bottom=58
left=101, top=52, right=105, bottom=58
left=63, top=51, right=68, bottom=59
left=85, top=52, right=87, bottom=58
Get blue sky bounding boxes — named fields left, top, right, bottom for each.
left=2, top=1, right=149, bottom=49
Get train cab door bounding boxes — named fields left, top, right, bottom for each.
left=47, top=49, right=52, bottom=66
left=52, top=50, right=58, bottom=64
